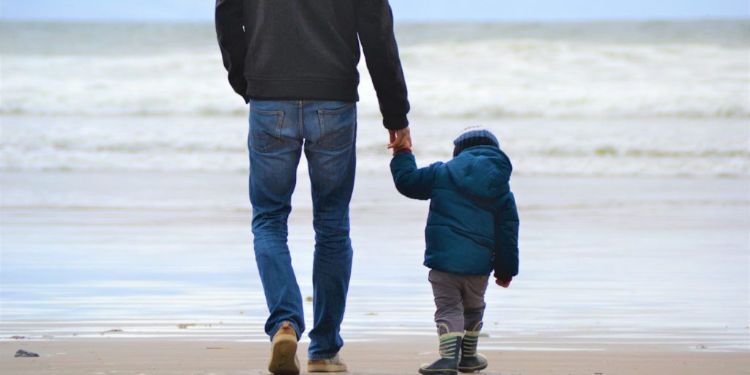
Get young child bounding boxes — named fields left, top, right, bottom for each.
left=389, top=127, right=519, bottom=375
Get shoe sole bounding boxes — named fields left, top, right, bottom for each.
left=268, top=334, right=299, bottom=375
left=307, top=363, right=348, bottom=372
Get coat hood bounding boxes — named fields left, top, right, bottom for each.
left=445, top=145, right=512, bottom=200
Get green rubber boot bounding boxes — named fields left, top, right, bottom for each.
left=458, top=322, right=488, bottom=373
left=419, top=326, right=462, bottom=375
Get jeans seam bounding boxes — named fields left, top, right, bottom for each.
left=298, top=101, right=304, bottom=136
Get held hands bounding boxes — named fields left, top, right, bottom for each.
left=387, top=127, right=412, bottom=155
left=495, top=275, right=512, bottom=288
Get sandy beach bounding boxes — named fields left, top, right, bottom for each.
left=2, top=339, right=748, bottom=375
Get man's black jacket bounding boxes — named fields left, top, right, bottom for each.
left=215, top=0, right=410, bottom=130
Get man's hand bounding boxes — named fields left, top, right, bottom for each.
left=388, top=127, right=412, bottom=154
left=495, top=275, right=512, bottom=288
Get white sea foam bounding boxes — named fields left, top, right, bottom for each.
left=1, top=116, right=747, bottom=177
left=1, top=20, right=748, bottom=119
left=1, top=21, right=748, bottom=177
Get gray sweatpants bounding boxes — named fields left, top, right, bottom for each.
left=428, top=269, right=489, bottom=335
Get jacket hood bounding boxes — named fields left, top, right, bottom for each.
left=445, top=146, right=512, bottom=199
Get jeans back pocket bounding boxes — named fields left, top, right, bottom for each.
left=316, top=103, right=356, bottom=151
left=250, top=108, right=285, bottom=153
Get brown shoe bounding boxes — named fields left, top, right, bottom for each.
left=307, top=353, right=347, bottom=372
left=268, top=322, right=300, bottom=375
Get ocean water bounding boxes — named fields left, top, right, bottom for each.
left=1, top=20, right=749, bottom=176
left=1, top=172, right=748, bottom=351
left=1, top=20, right=749, bottom=351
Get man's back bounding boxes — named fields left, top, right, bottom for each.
left=236, top=0, right=359, bottom=101
left=216, top=0, right=410, bottom=130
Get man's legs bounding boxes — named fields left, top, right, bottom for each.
left=302, top=101, right=357, bottom=360
left=248, top=100, right=305, bottom=339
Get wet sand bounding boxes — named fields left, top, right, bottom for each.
left=2, top=339, right=748, bottom=375
left=1, top=170, right=748, bottom=373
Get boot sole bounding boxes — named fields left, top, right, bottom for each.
left=268, top=334, right=299, bottom=375
left=419, top=367, right=458, bottom=375
left=458, top=364, right=488, bottom=373
left=458, top=354, right=488, bottom=373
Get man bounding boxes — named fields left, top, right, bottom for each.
left=215, top=1, right=410, bottom=373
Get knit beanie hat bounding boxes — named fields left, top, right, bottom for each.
left=453, top=126, right=499, bottom=156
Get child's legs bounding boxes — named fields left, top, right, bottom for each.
left=461, top=274, right=489, bottom=331
left=428, top=269, right=465, bottom=334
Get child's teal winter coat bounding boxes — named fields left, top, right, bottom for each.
left=390, top=145, right=519, bottom=277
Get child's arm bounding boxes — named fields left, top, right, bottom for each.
left=389, top=151, right=441, bottom=200
left=494, top=192, right=519, bottom=287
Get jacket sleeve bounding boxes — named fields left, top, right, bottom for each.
left=494, top=193, right=519, bottom=278
left=356, top=0, right=410, bottom=130
left=215, top=0, right=249, bottom=103
left=389, top=152, right=440, bottom=200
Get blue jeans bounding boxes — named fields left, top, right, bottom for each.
left=248, top=100, right=356, bottom=360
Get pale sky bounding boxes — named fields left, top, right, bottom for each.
left=1, top=0, right=748, bottom=21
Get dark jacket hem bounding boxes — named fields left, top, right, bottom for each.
left=245, top=78, right=359, bottom=103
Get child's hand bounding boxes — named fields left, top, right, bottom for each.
left=495, top=275, right=512, bottom=288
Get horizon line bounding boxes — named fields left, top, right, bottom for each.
left=1, top=15, right=748, bottom=23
